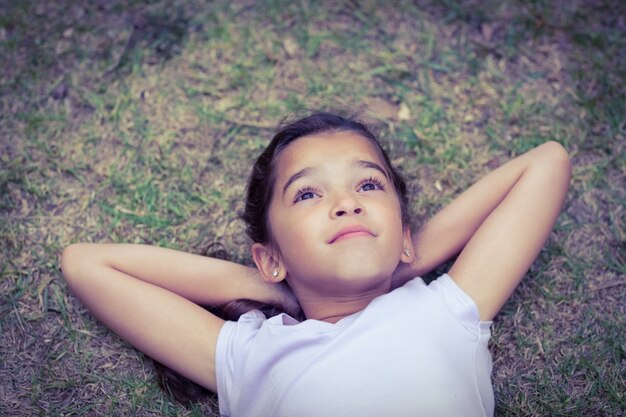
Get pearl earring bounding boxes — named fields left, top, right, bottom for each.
left=272, top=270, right=279, bottom=277
left=403, top=250, right=411, bottom=257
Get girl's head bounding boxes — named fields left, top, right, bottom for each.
left=242, top=112, right=414, bottom=302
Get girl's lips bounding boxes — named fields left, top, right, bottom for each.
left=328, top=226, right=375, bottom=243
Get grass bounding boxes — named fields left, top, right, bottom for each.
left=1, top=0, right=624, bottom=415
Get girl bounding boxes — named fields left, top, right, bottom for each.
left=62, top=112, right=571, bottom=416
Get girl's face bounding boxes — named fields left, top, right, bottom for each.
left=259, top=131, right=413, bottom=301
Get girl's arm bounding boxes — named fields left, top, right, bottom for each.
left=61, top=243, right=290, bottom=392
left=394, top=141, right=571, bottom=320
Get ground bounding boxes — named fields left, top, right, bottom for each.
left=0, top=0, right=624, bottom=416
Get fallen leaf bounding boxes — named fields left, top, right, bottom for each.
left=283, top=37, right=299, bottom=57
left=367, top=97, right=398, bottom=119
left=398, top=103, right=411, bottom=121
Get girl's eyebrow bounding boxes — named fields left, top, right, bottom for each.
left=354, top=159, right=390, bottom=179
left=282, top=167, right=317, bottom=197
left=282, top=160, right=388, bottom=197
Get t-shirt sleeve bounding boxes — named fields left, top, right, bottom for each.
left=429, top=274, right=492, bottom=340
left=215, top=310, right=267, bottom=417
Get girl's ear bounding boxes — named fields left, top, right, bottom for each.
left=400, top=227, right=415, bottom=264
left=251, top=243, right=285, bottom=283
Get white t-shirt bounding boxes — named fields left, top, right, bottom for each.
left=216, top=274, right=494, bottom=417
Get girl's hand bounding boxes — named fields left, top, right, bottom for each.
left=272, top=281, right=302, bottom=319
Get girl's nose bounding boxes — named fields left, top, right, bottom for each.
left=332, top=196, right=365, bottom=218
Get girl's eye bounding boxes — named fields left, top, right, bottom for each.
left=358, top=177, right=385, bottom=192
left=293, top=187, right=319, bottom=203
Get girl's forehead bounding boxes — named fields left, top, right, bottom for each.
left=276, top=131, right=385, bottom=173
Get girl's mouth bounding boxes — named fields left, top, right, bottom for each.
left=328, top=225, right=375, bottom=243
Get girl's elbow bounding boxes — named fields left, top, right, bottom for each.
left=540, top=141, right=572, bottom=184
left=544, top=141, right=571, bottom=168
left=61, top=243, right=91, bottom=285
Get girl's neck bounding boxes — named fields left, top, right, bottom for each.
left=298, top=289, right=388, bottom=323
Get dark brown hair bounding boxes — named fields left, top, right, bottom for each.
left=157, top=111, right=410, bottom=405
